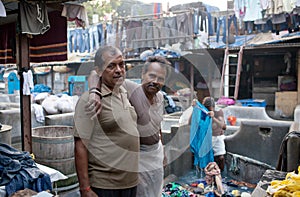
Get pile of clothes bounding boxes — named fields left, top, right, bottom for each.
left=0, top=143, right=52, bottom=196
left=162, top=162, right=255, bottom=197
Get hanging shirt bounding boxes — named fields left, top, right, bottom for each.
left=243, top=0, right=263, bottom=21
left=20, top=1, right=50, bottom=35
left=282, top=0, right=294, bottom=13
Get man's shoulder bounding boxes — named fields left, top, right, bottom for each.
left=123, top=79, right=140, bottom=94
left=123, top=79, right=140, bottom=88
left=157, top=91, right=164, bottom=101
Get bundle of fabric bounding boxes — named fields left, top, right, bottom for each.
left=204, top=162, right=224, bottom=196
left=267, top=166, right=300, bottom=196
left=0, top=143, right=52, bottom=196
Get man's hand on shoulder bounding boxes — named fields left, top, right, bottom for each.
left=85, top=91, right=102, bottom=120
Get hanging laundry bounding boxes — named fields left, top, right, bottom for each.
left=23, top=70, right=34, bottom=95
left=30, top=11, right=68, bottom=62
left=0, top=23, right=16, bottom=64
left=20, top=1, right=50, bottom=35
left=61, top=3, right=89, bottom=28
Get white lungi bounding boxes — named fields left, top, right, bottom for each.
left=137, top=141, right=164, bottom=197
left=212, top=135, right=226, bottom=156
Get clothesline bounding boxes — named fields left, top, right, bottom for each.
left=115, top=9, right=195, bottom=21
left=131, top=34, right=201, bottom=43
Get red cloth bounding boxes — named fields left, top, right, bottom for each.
left=0, top=23, right=16, bottom=64
left=29, top=11, right=67, bottom=63
left=0, top=11, right=67, bottom=64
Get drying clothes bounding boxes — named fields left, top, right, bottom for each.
left=0, top=22, right=16, bottom=64
left=61, top=3, right=89, bottom=28
left=0, top=0, right=6, bottom=17
left=153, top=19, right=163, bottom=47
left=123, top=20, right=142, bottom=49
left=243, top=0, right=262, bottom=22
left=176, top=13, right=193, bottom=43
left=30, top=11, right=68, bottom=62
left=190, top=100, right=214, bottom=169
left=161, top=16, right=178, bottom=46
left=23, top=70, right=34, bottom=95
left=20, top=1, right=50, bottom=35
left=140, top=20, right=155, bottom=48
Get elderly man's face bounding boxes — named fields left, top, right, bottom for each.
left=101, top=50, right=125, bottom=90
left=142, top=62, right=166, bottom=96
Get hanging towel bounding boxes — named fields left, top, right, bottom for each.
left=23, top=70, right=34, bottom=95
left=190, top=100, right=214, bottom=169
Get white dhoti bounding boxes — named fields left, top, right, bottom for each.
left=212, top=135, right=226, bottom=156
left=137, top=141, right=164, bottom=197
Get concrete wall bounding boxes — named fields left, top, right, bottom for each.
left=225, top=119, right=292, bottom=167
left=222, top=105, right=274, bottom=135
left=0, top=108, right=44, bottom=145
left=163, top=125, right=193, bottom=178
left=224, top=119, right=292, bottom=183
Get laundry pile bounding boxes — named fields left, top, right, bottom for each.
left=267, top=166, right=300, bottom=196
left=162, top=179, right=254, bottom=197
left=0, top=143, right=52, bottom=196
left=162, top=162, right=256, bottom=197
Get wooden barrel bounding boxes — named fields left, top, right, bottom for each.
left=32, top=126, right=77, bottom=192
left=0, top=125, right=12, bottom=145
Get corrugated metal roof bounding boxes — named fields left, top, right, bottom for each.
left=208, top=31, right=300, bottom=50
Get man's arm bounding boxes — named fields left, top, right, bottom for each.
left=74, top=137, right=97, bottom=197
left=86, top=70, right=102, bottom=119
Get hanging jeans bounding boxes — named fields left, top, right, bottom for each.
left=161, top=16, right=177, bottom=45
left=176, top=13, right=190, bottom=43
left=81, top=28, right=90, bottom=53
left=153, top=19, right=163, bottom=47
left=193, top=9, right=199, bottom=34
left=207, top=13, right=214, bottom=36
left=216, top=16, right=226, bottom=43
left=89, top=25, right=99, bottom=52
left=141, top=20, right=154, bottom=48
left=97, top=24, right=104, bottom=46
left=124, top=20, right=142, bottom=49
left=193, top=10, right=208, bottom=34
left=228, top=15, right=238, bottom=35
left=68, top=29, right=75, bottom=53
left=68, top=29, right=83, bottom=53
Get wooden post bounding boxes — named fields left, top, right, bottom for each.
left=18, top=2, right=32, bottom=153
left=297, top=49, right=300, bottom=104
left=190, top=64, right=194, bottom=102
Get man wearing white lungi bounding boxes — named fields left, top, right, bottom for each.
left=123, top=56, right=170, bottom=197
